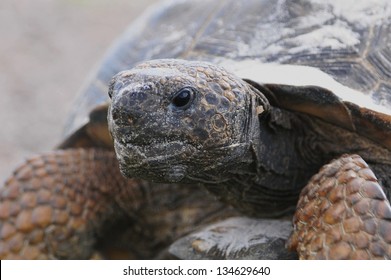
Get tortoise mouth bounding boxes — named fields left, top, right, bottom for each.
left=113, top=139, right=197, bottom=182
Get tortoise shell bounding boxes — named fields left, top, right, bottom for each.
left=59, top=0, right=391, bottom=151
left=6, top=0, right=387, bottom=260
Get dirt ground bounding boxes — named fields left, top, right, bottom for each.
left=0, top=0, right=158, bottom=181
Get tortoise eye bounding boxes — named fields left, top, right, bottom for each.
left=171, top=87, right=195, bottom=109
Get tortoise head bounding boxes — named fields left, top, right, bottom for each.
left=108, top=59, right=269, bottom=183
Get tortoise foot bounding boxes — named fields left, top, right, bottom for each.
left=287, top=154, right=391, bottom=259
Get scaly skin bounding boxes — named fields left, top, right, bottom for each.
left=2, top=59, right=391, bottom=259
left=0, top=149, right=236, bottom=259
left=109, top=59, right=391, bottom=259
left=288, top=154, right=391, bottom=259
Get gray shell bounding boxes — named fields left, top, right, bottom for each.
left=60, top=0, right=391, bottom=149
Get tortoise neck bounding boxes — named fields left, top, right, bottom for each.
left=206, top=106, right=391, bottom=217
left=203, top=107, right=316, bottom=217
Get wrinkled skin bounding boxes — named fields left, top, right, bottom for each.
left=1, top=59, right=390, bottom=260
left=108, top=59, right=391, bottom=218
left=108, top=59, right=264, bottom=183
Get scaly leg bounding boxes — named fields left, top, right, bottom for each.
left=0, top=149, right=233, bottom=259
left=288, top=154, right=391, bottom=259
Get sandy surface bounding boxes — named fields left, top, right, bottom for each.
left=0, top=0, right=158, bottom=181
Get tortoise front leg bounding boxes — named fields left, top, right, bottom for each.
left=0, top=149, right=139, bottom=259
left=287, top=154, right=391, bottom=259
left=0, top=148, right=233, bottom=259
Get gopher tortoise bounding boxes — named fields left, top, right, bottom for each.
left=1, top=0, right=391, bottom=260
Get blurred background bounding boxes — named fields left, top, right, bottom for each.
left=0, top=0, right=158, bottom=181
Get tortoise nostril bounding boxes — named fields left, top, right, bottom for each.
left=111, top=105, right=138, bottom=127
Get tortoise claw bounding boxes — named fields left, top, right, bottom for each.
left=288, top=154, right=391, bottom=259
